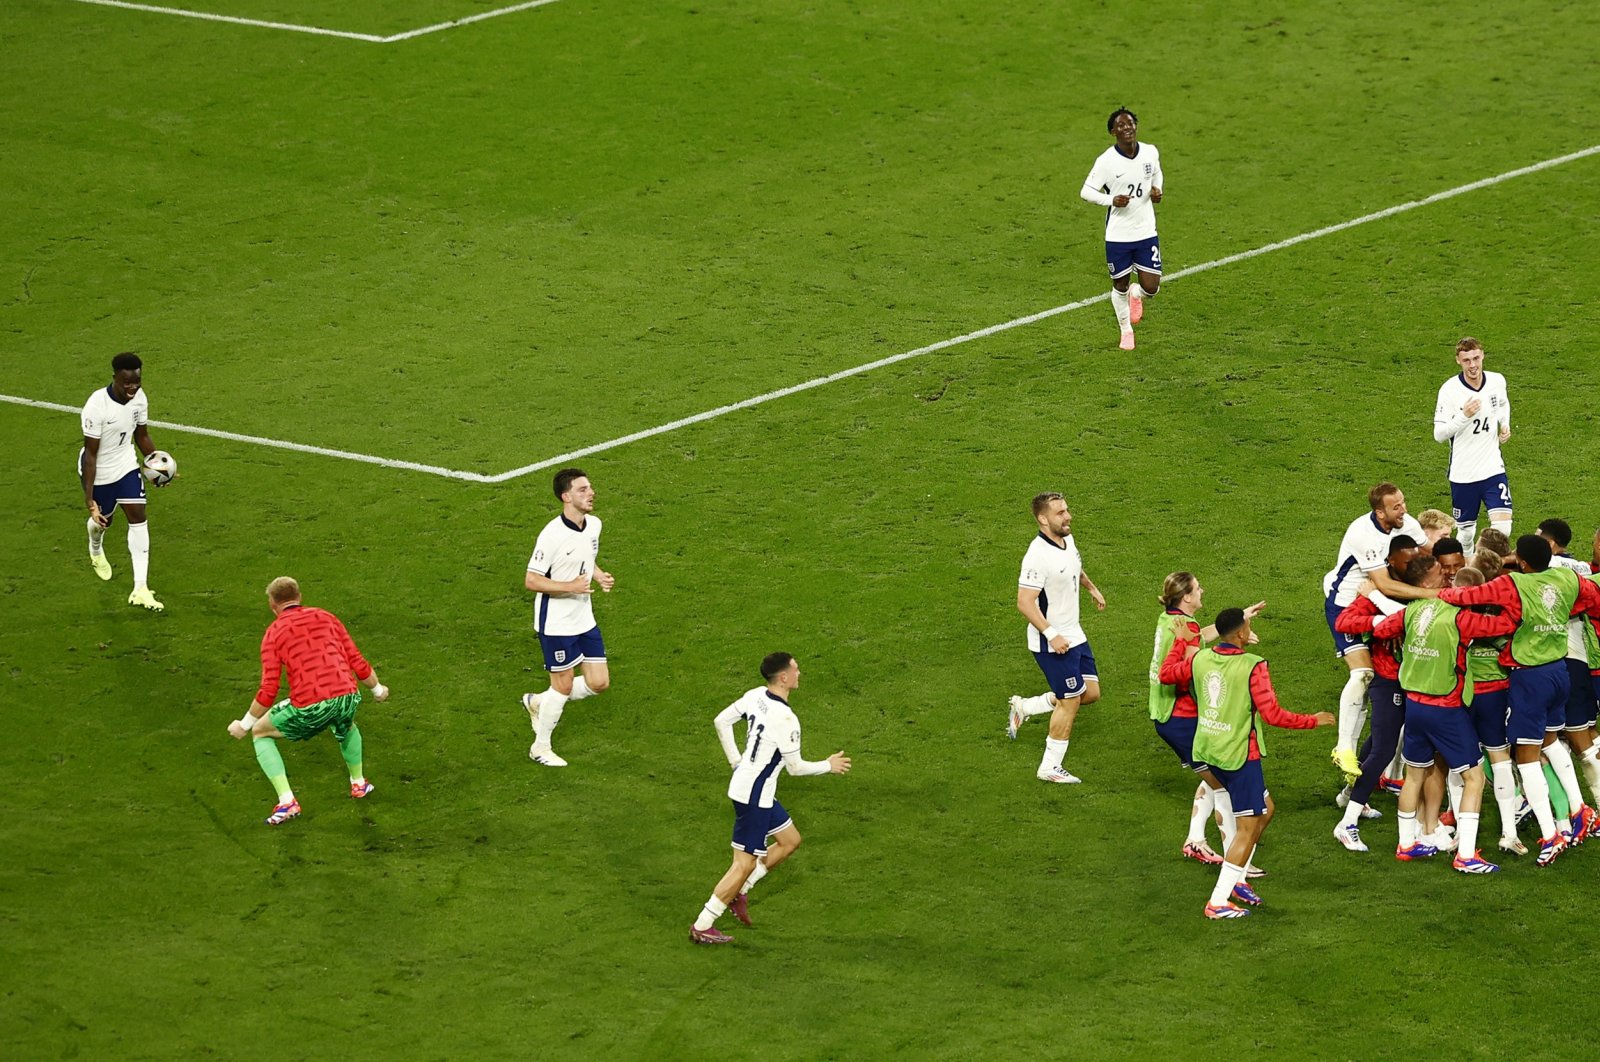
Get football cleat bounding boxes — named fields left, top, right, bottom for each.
left=1181, top=841, right=1223, bottom=865
left=521, top=691, right=541, bottom=729
left=1570, top=805, right=1597, bottom=845
left=1498, top=835, right=1528, bottom=856
left=1395, top=842, right=1439, bottom=862
left=1204, top=902, right=1250, bottom=920
left=1118, top=331, right=1135, bottom=351
left=1129, top=294, right=1144, bottom=325
left=1377, top=775, right=1404, bottom=795
left=1536, top=833, right=1566, bottom=867
left=1331, top=747, right=1361, bottom=780
left=350, top=780, right=374, bottom=800
left=689, top=924, right=734, bottom=945
left=1036, top=766, right=1081, bottom=784
left=729, top=892, right=752, bottom=927
left=1334, top=785, right=1352, bottom=808
left=1333, top=824, right=1369, bottom=853
left=1515, top=797, right=1534, bottom=824
left=529, top=745, right=568, bottom=768
left=1452, top=851, right=1500, bottom=874
left=1244, top=864, right=1267, bottom=880
left=89, top=551, right=112, bottom=580
left=1230, top=882, right=1262, bottom=906
left=1006, top=696, right=1025, bottom=740
left=265, top=800, right=301, bottom=826
left=128, top=587, right=164, bottom=612
left=1359, top=804, right=1383, bottom=820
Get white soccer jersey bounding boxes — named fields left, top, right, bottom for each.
left=721, top=689, right=827, bottom=808
left=80, top=385, right=148, bottom=484
left=527, top=514, right=603, bottom=636
left=1552, top=555, right=1595, bottom=660
left=1322, top=512, right=1426, bottom=607
left=1081, top=143, right=1163, bottom=242
left=1433, top=370, right=1510, bottom=483
left=1020, top=532, right=1086, bottom=652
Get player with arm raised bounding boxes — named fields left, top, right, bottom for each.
left=520, top=467, right=615, bottom=767
left=1079, top=107, right=1163, bottom=351
left=690, top=653, right=851, bottom=945
left=1434, top=337, right=1511, bottom=552
left=226, top=577, right=389, bottom=826
left=1008, top=492, right=1106, bottom=783
left=1323, top=483, right=1433, bottom=778
left=79, top=352, right=166, bottom=611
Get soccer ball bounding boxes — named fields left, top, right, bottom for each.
left=142, top=450, right=177, bottom=487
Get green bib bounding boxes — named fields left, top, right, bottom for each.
left=1189, top=648, right=1265, bottom=771
left=1509, top=568, right=1580, bottom=667
left=1147, top=611, right=1193, bottom=723
left=1396, top=599, right=1469, bottom=705
left=1587, top=575, right=1600, bottom=671
left=1466, top=634, right=1509, bottom=688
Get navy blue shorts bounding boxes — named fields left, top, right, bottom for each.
left=730, top=798, right=788, bottom=856
left=1323, top=595, right=1368, bottom=658
left=1565, top=659, right=1597, bottom=730
left=84, top=466, right=146, bottom=523
left=1033, top=642, right=1098, bottom=700
left=1205, top=759, right=1268, bottom=817
left=537, top=625, right=606, bottom=672
left=1449, top=473, right=1511, bottom=524
left=1508, top=660, right=1569, bottom=744
left=1402, top=699, right=1481, bottom=772
left=1105, top=236, right=1162, bottom=280
left=1153, top=714, right=1204, bottom=771
left=1470, top=687, right=1511, bottom=750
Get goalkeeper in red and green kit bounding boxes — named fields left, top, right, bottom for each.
left=228, top=576, right=390, bottom=825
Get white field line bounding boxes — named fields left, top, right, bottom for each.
left=0, top=394, right=497, bottom=482
left=6, top=144, right=1596, bottom=483
left=62, top=0, right=561, bottom=43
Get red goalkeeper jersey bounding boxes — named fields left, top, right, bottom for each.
left=256, top=605, right=373, bottom=707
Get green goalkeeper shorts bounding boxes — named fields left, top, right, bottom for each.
left=268, top=690, right=362, bottom=742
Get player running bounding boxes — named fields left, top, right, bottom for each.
left=1434, top=337, right=1511, bottom=552
left=78, top=352, right=167, bottom=611
left=1008, top=492, right=1106, bottom=784
left=690, top=653, right=851, bottom=945
left=521, top=468, right=614, bottom=767
left=1079, top=107, right=1163, bottom=350
left=227, top=577, right=389, bottom=825
left=1168, top=608, right=1334, bottom=919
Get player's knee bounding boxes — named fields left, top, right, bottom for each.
left=586, top=675, right=611, bottom=694
left=1080, top=683, right=1101, bottom=706
left=786, top=830, right=803, bottom=852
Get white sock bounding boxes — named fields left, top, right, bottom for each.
left=534, top=688, right=569, bottom=747
left=87, top=517, right=107, bottom=555
left=1580, top=745, right=1600, bottom=802
left=1457, top=811, right=1482, bottom=858
left=1517, top=760, right=1559, bottom=838
left=693, top=895, right=727, bottom=931
left=1187, top=783, right=1215, bottom=845
left=1489, top=518, right=1512, bottom=538
left=740, top=861, right=768, bottom=895
left=1490, top=759, right=1519, bottom=837
left=1130, top=280, right=1148, bottom=301
left=1446, top=770, right=1464, bottom=818
left=1213, top=787, right=1238, bottom=853
left=1336, top=669, right=1374, bottom=752
left=128, top=521, right=150, bottom=589
left=1398, top=809, right=1418, bottom=848
left=1110, top=287, right=1132, bottom=333
left=1020, top=692, right=1055, bottom=718
left=1543, top=742, right=1586, bottom=811
left=1455, top=522, right=1477, bottom=553
left=568, top=676, right=596, bottom=701
left=1339, top=798, right=1364, bottom=829
left=1209, top=861, right=1246, bottom=907
left=1039, top=737, right=1068, bottom=773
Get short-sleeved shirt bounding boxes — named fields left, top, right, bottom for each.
left=1020, top=532, right=1086, bottom=652
left=1434, top=370, right=1510, bottom=483
left=1083, top=143, right=1163, bottom=242
left=257, top=605, right=373, bottom=707
left=527, top=514, right=603, bottom=637
left=81, top=385, right=148, bottom=484
left=726, top=688, right=804, bottom=809
left=1322, top=511, right=1426, bottom=608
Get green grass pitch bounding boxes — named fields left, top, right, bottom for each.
left=5, top=0, right=1600, bottom=1056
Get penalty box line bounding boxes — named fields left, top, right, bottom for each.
left=64, top=0, right=563, bottom=44
left=6, top=143, right=1597, bottom=484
